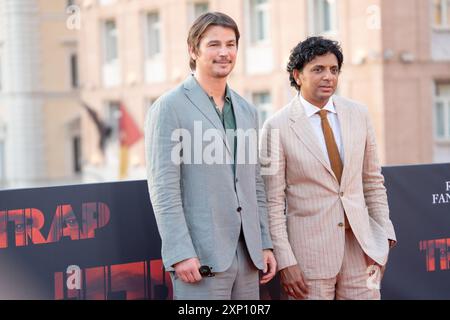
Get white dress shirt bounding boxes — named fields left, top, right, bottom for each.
left=299, top=93, right=344, bottom=164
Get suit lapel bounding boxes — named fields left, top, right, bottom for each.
left=183, top=75, right=232, bottom=155
left=230, top=90, right=242, bottom=177
left=289, top=97, right=335, bottom=178
left=334, top=96, right=353, bottom=187
left=230, top=89, right=249, bottom=176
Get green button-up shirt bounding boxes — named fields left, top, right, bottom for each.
left=208, top=86, right=237, bottom=175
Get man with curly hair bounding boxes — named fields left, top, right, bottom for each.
left=260, top=36, right=396, bottom=300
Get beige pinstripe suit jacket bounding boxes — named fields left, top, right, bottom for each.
left=260, top=95, right=396, bottom=280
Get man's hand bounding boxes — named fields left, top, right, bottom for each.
left=388, top=239, right=396, bottom=249
left=280, top=264, right=309, bottom=299
left=365, top=254, right=387, bottom=281
left=260, top=249, right=277, bottom=284
left=381, top=239, right=395, bottom=279
left=173, top=257, right=202, bottom=283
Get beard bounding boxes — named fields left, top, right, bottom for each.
left=211, top=60, right=234, bottom=78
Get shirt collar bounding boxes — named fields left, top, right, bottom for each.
left=299, top=93, right=335, bottom=118
left=224, top=85, right=231, bottom=102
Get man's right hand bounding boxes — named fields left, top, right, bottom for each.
left=280, top=264, right=309, bottom=299
left=173, top=257, right=202, bottom=283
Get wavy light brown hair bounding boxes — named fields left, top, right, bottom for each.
left=187, top=12, right=240, bottom=71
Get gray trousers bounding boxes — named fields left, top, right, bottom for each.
left=170, top=237, right=260, bottom=300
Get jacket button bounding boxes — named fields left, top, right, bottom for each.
left=237, top=207, right=242, bottom=213
left=339, top=192, right=344, bottom=197
left=338, top=222, right=344, bottom=227
left=235, top=178, right=239, bottom=183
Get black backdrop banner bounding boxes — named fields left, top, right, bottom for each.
left=0, top=181, right=170, bottom=299
left=0, top=163, right=449, bottom=299
left=381, top=163, right=450, bottom=299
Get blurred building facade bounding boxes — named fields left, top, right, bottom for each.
left=1, top=0, right=450, bottom=187
left=0, top=0, right=81, bottom=188
left=77, top=0, right=450, bottom=183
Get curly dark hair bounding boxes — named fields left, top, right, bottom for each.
left=287, top=36, right=343, bottom=91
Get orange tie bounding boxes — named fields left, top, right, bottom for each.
left=318, top=109, right=350, bottom=229
left=318, top=109, right=343, bottom=184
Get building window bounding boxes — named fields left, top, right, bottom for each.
left=252, top=91, right=272, bottom=127
left=72, top=136, right=82, bottom=173
left=189, top=2, right=209, bottom=23
left=435, top=83, right=450, bottom=140
left=194, top=2, right=209, bottom=18
left=245, top=0, right=273, bottom=74
left=102, top=20, right=120, bottom=87
left=103, top=20, right=118, bottom=64
left=107, top=101, right=121, bottom=143
left=310, top=0, right=338, bottom=35
left=249, top=0, right=270, bottom=44
left=144, top=12, right=165, bottom=83
left=433, top=0, right=450, bottom=28
left=146, top=12, right=161, bottom=59
left=70, top=53, right=79, bottom=89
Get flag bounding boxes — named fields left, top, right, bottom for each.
left=119, top=103, right=143, bottom=179
left=82, top=103, right=112, bottom=152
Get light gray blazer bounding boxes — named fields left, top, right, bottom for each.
left=145, top=75, right=272, bottom=272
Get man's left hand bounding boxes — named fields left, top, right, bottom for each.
left=388, top=239, right=396, bottom=249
